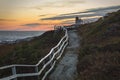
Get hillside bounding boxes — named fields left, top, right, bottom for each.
left=77, top=10, right=120, bottom=80
left=0, top=30, right=64, bottom=67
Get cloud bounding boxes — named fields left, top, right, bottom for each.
left=61, top=20, right=75, bottom=24
left=41, top=5, right=120, bottom=20
left=0, top=19, right=16, bottom=21
left=41, top=12, right=103, bottom=20
left=32, top=0, right=85, bottom=10
left=62, top=5, right=120, bottom=15
left=87, top=5, right=120, bottom=12
left=21, top=23, right=41, bottom=27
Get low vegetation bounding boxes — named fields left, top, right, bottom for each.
left=77, top=10, right=120, bottom=80
left=0, top=30, right=64, bottom=67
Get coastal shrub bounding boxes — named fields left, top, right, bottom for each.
left=0, top=30, right=64, bottom=66
left=77, top=10, right=120, bottom=80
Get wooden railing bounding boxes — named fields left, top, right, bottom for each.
left=0, top=27, right=69, bottom=80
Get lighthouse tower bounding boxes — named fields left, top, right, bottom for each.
left=75, top=16, right=82, bottom=27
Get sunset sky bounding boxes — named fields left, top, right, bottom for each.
left=0, top=0, right=120, bottom=31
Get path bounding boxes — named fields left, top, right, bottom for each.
left=49, top=30, right=80, bottom=80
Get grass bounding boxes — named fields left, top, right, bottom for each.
left=0, top=30, right=64, bottom=67
left=76, top=10, right=120, bottom=80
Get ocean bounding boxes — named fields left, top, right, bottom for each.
left=0, top=31, right=45, bottom=44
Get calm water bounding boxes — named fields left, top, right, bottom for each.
left=0, top=31, right=44, bottom=43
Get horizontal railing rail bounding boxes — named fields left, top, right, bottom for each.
left=0, top=26, right=69, bottom=80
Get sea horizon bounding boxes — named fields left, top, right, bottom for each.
left=0, top=31, right=45, bottom=44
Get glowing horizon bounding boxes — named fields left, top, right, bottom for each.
left=0, top=0, right=120, bottom=31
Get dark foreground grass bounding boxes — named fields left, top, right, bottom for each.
left=0, top=30, right=64, bottom=67
left=77, top=10, right=120, bottom=80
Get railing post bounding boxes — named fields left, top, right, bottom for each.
left=35, top=66, right=39, bottom=80
left=50, top=50, right=54, bottom=66
left=12, top=66, right=17, bottom=80
left=35, top=66, right=38, bottom=73
left=57, top=46, right=60, bottom=51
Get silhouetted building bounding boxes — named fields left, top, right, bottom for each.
left=75, top=16, right=83, bottom=27
left=63, top=17, right=83, bottom=29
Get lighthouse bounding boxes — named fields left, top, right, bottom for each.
left=75, top=16, right=82, bottom=27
